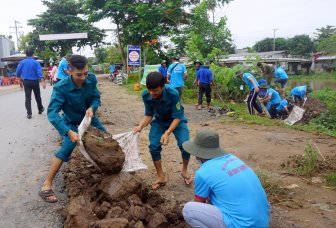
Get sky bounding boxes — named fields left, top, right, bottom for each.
left=0, top=0, right=335, bottom=57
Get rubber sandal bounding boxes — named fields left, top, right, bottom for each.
left=181, top=173, right=194, bottom=185
left=39, top=189, right=58, bottom=203
left=151, top=181, right=167, bottom=190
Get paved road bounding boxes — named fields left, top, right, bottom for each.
left=0, top=85, right=66, bottom=228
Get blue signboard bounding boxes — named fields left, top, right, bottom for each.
left=127, top=45, right=141, bottom=65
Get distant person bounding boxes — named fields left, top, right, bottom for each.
left=258, top=84, right=281, bottom=119
left=158, top=60, right=168, bottom=82
left=182, top=129, right=270, bottom=228
left=47, top=63, right=53, bottom=86
left=192, top=60, right=202, bottom=87
left=133, top=72, right=193, bottom=190
left=56, top=55, right=70, bottom=83
left=257, top=62, right=274, bottom=85
left=39, top=55, right=106, bottom=203
left=196, top=64, right=213, bottom=110
left=50, top=61, right=59, bottom=86
left=236, top=71, right=264, bottom=116
left=274, top=64, right=288, bottom=97
left=16, top=48, right=46, bottom=119
left=290, top=85, right=313, bottom=108
left=167, top=56, right=188, bottom=99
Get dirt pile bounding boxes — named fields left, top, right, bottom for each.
left=63, top=129, right=187, bottom=228
left=83, top=128, right=125, bottom=174
left=299, top=97, right=327, bottom=124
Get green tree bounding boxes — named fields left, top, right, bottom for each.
left=287, top=35, right=314, bottom=56
left=185, top=0, right=233, bottom=61
left=314, top=25, right=336, bottom=41
left=28, top=0, right=105, bottom=56
left=316, top=34, right=336, bottom=53
left=94, top=47, right=108, bottom=63
left=253, top=37, right=287, bottom=52
left=84, top=0, right=190, bottom=67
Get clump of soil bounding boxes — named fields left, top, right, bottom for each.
left=298, top=97, right=327, bottom=124
left=83, top=127, right=125, bottom=174
left=63, top=149, right=187, bottom=228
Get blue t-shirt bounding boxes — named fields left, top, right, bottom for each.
left=276, top=99, right=288, bottom=111
left=265, top=88, right=281, bottom=109
left=196, top=67, right=213, bottom=84
left=291, top=85, right=306, bottom=98
left=158, top=65, right=167, bottom=78
left=243, top=73, right=259, bottom=91
left=142, top=84, right=186, bottom=121
left=57, top=57, right=69, bottom=80
left=16, top=57, right=43, bottom=80
left=274, top=66, right=288, bottom=79
left=167, top=62, right=187, bottom=88
left=195, top=154, right=270, bottom=228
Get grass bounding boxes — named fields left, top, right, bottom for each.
left=255, top=169, right=288, bottom=204
left=325, top=172, right=336, bottom=187
left=290, top=72, right=336, bottom=80
left=295, top=141, right=319, bottom=178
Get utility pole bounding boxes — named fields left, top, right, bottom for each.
left=10, top=20, right=22, bottom=51
left=273, top=28, right=279, bottom=51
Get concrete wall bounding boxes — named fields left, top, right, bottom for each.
left=0, top=37, right=12, bottom=70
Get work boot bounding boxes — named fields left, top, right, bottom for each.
left=27, top=114, right=32, bottom=119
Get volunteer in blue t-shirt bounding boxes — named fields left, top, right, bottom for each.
left=259, top=84, right=281, bottom=118
left=167, top=56, right=188, bottom=99
left=276, top=99, right=291, bottom=119
left=274, top=65, right=288, bottom=97
left=182, top=129, right=270, bottom=228
left=196, top=64, right=213, bottom=110
left=290, top=85, right=313, bottom=108
left=237, top=71, right=264, bottom=115
left=56, top=56, right=70, bottom=82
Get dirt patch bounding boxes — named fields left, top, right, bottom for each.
left=64, top=130, right=187, bottom=227
left=298, top=97, right=327, bottom=124
left=83, top=128, right=125, bottom=174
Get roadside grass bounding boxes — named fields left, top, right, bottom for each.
left=325, top=172, right=336, bottom=188
left=255, top=169, right=288, bottom=204
left=290, top=72, right=336, bottom=80
left=295, top=141, right=319, bottom=178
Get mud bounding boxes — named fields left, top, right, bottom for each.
left=83, top=128, right=125, bottom=174
left=299, top=97, right=327, bottom=124
left=63, top=149, right=187, bottom=228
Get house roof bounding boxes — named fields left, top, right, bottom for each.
left=316, top=55, right=336, bottom=61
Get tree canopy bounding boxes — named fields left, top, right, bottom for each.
left=28, top=0, right=105, bottom=56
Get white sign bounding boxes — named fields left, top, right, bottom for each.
left=39, top=33, right=88, bottom=41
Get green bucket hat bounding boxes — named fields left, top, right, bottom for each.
left=306, top=85, right=313, bottom=93
left=194, top=60, right=202, bottom=65
left=182, top=129, right=228, bottom=159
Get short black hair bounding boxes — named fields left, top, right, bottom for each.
left=146, top=72, right=165, bottom=89
left=25, top=48, right=34, bottom=57
left=69, top=55, right=87, bottom=70
left=257, top=62, right=262, bottom=67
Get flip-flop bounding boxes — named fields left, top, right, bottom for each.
left=39, top=189, right=58, bottom=203
left=181, top=173, right=194, bottom=185
left=151, top=181, right=167, bottom=191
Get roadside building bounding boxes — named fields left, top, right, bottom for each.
left=219, top=50, right=312, bottom=75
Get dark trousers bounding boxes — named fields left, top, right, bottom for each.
left=23, top=80, right=43, bottom=115
left=268, top=103, right=280, bottom=119
left=247, top=89, right=262, bottom=115
left=198, top=83, right=211, bottom=105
